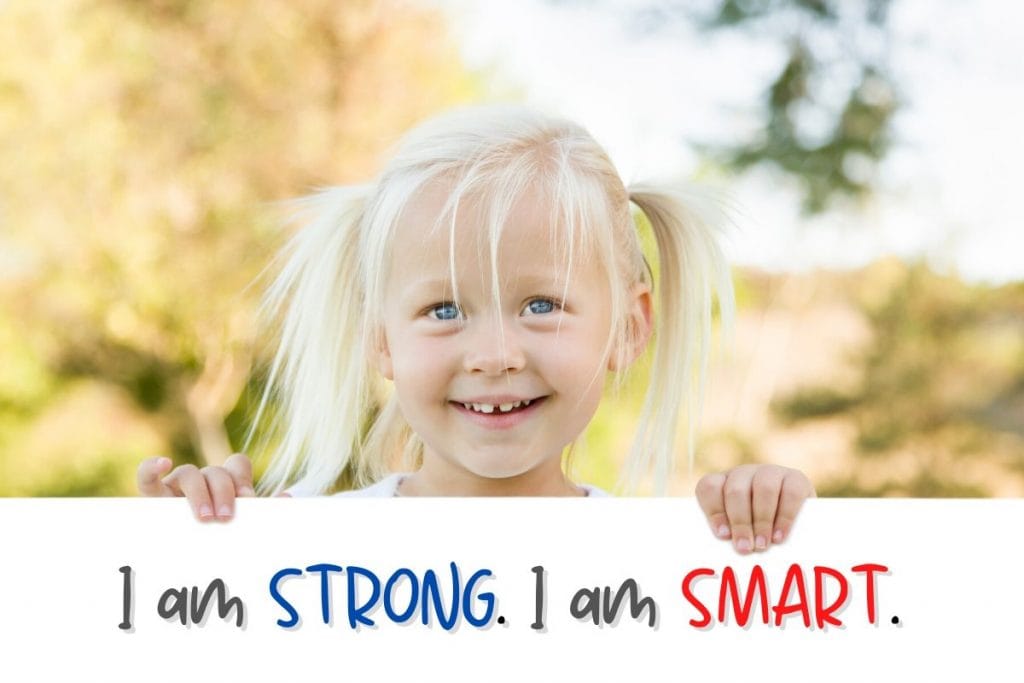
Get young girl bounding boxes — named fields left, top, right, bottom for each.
left=138, top=104, right=813, bottom=554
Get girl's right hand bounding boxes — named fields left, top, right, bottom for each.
left=136, top=453, right=259, bottom=522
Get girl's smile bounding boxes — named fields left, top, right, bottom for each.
left=448, top=395, right=548, bottom=430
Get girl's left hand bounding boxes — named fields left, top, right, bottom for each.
left=695, top=465, right=815, bottom=555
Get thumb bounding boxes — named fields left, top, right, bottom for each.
left=137, top=456, right=176, bottom=497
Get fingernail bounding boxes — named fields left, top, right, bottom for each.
left=773, top=528, right=785, bottom=543
left=158, top=457, right=172, bottom=469
left=239, top=486, right=255, bottom=497
left=198, top=504, right=213, bottom=519
left=717, top=525, right=730, bottom=539
left=735, top=538, right=752, bottom=553
left=217, top=504, right=232, bottom=519
left=755, top=535, right=767, bottom=550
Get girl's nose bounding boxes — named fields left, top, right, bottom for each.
left=462, top=320, right=526, bottom=375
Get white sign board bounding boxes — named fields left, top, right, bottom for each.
left=0, top=498, right=1020, bottom=682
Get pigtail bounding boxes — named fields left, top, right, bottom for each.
left=624, top=184, right=735, bottom=494
left=250, top=184, right=381, bottom=496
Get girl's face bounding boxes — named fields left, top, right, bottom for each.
left=376, top=184, right=650, bottom=496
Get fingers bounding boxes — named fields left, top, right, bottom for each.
left=697, top=465, right=815, bottom=555
left=161, top=462, right=245, bottom=522
left=202, top=466, right=240, bottom=520
left=162, top=464, right=216, bottom=521
left=139, top=452, right=262, bottom=522
left=695, top=473, right=730, bottom=540
left=722, top=465, right=757, bottom=554
left=772, top=469, right=815, bottom=544
left=751, top=466, right=785, bottom=550
left=224, top=453, right=255, bottom=497
left=137, top=457, right=175, bottom=497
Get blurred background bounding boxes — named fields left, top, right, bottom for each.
left=0, top=0, right=1020, bottom=497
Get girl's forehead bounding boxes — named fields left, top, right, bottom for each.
left=398, top=180, right=555, bottom=238
left=389, top=183, right=595, bottom=283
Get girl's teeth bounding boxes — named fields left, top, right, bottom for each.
left=460, top=399, right=538, bottom=413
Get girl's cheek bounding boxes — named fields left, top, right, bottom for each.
left=396, top=339, right=461, bottom=378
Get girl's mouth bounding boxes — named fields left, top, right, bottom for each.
left=449, top=396, right=547, bottom=430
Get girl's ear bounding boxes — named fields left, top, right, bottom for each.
left=608, top=284, right=653, bottom=372
left=373, top=329, right=395, bottom=380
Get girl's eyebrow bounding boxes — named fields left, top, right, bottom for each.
left=396, top=277, right=454, bottom=309
left=404, top=272, right=564, bottom=294
left=404, top=276, right=452, bottom=291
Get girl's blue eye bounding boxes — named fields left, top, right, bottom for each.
left=428, top=302, right=462, bottom=321
left=524, top=298, right=559, bottom=315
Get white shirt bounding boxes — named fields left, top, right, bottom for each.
left=331, top=473, right=609, bottom=497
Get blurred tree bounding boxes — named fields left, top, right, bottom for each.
left=555, top=0, right=899, bottom=214
left=772, top=262, right=1024, bottom=496
left=0, top=0, right=479, bottom=494
left=692, top=0, right=898, bottom=215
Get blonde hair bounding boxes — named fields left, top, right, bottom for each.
left=249, top=104, right=734, bottom=495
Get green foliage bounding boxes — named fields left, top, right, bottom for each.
left=772, top=262, right=1024, bottom=496
left=34, top=458, right=135, bottom=498
left=774, top=387, right=860, bottom=422
left=0, top=0, right=481, bottom=495
left=602, top=0, right=899, bottom=214
left=699, top=0, right=898, bottom=214
left=817, top=469, right=990, bottom=498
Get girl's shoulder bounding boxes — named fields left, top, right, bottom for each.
left=330, top=474, right=611, bottom=497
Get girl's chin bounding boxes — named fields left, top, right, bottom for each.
left=412, top=454, right=567, bottom=494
